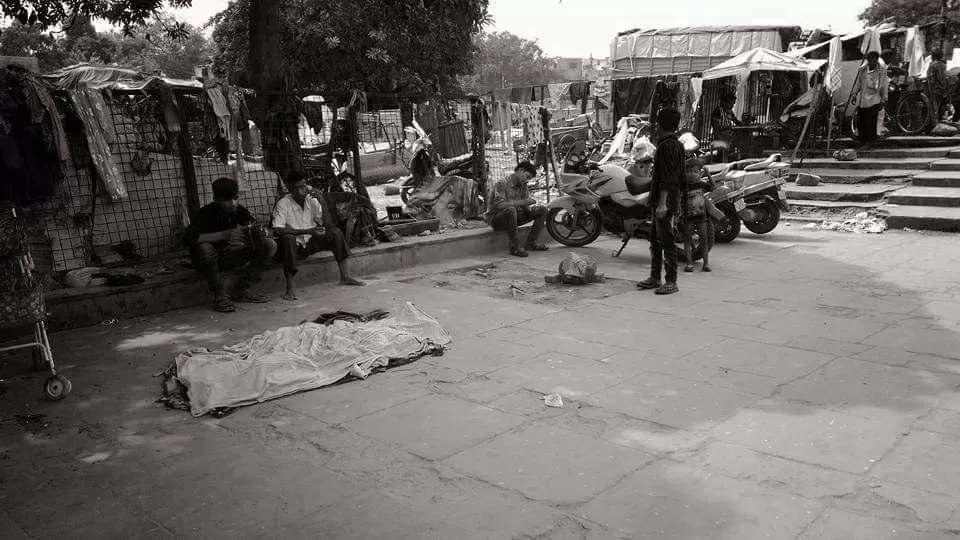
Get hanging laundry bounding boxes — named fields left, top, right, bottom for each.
left=531, top=86, right=544, bottom=103
left=21, top=76, right=69, bottom=163
left=206, top=87, right=231, bottom=140
left=68, top=89, right=127, bottom=201
left=302, top=99, right=325, bottom=135
left=510, top=87, right=531, bottom=104
left=519, top=105, right=544, bottom=148
left=0, top=69, right=62, bottom=205
left=569, top=82, right=592, bottom=111
left=613, top=77, right=659, bottom=119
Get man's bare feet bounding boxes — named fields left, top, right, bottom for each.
left=282, top=292, right=298, bottom=301
left=341, top=277, right=365, bottom=286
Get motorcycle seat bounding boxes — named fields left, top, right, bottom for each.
left=439, top=152, right=474, bottom=171
left=625, top=174, right=652, bottom=195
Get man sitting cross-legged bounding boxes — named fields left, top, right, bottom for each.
left=273, top=171, right=365, bottom=300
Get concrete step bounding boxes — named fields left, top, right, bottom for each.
left=786, top=183, right=904, bottom=203
left=827, top=136, right=960, bottom=148
left=793, top=157, right=937, bottom=171
left=950, top=149, right=960, bottom=159
left=886, top=186, right=960, bottom=208
left=788, top=200, right=883, bottom=210
left=785, top=168, right=919, bottom=184
left=930, top=159, right=960, bottom=171
left=775, top=146, right=958, bottom=159
left=912, top=171, right=960, bottom=188
left=883, top=204, right=960, bottom=232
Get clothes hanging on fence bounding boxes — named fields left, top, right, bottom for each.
left=68, top=89, right=127, bottom=201
left=156, top=83, right=182, bottom=134
left=613, top=77, right=659, bottom=119
left=493, top=88, right=511, bottom=103
left=21, top=76, right=69, bottom=163
left=569, top=82, right=592, bottom=111
left=302, top=100, right=325, bottom=134
left=0, top=71, right=62, bottom=205
left=519, top=105, right=544, bottom=147
left=206, top=87, right=231, bottom=140
left=510, top=87, right=530, bottom=104
left=531, top=86, right=545, bottom=103
left=405, top=174, right=480, bottom=222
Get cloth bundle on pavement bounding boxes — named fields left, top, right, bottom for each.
left=164, top=303, right=451, bottom=417
left=545, top=253, right=605, bottom=285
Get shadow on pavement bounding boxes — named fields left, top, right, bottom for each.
left=1, top=229, right=960, bottom=538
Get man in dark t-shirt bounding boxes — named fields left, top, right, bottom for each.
left=181, top=177, right=277, bottom=313
left=637, top=107, right=684, bottom=295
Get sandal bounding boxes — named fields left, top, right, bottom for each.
left=213, top=296, right=237, bottom=313
left=232, top=290, right=270, bottom=303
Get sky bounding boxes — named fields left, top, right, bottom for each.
left=172, top=0, right=872, bottom=57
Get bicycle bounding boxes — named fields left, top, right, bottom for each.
left=847, top=81, right=935, bottom=138
left=553, top=114, right=607, bottom=161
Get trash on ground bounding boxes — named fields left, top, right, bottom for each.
left=543, top=394, right=564, bottom=408
left=546, top=253, right=605, bottom=285
left=808, top=212, right=887, bottom=234
left=160, top=303, right=451, bottom=417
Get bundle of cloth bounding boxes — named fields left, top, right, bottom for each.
left=161, top=302, right=451, bottom=417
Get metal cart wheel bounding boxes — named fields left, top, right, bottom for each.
left=43, top=374, right=71, bottom=401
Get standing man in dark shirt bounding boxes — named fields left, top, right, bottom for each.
left=638, top=107, right=684, bottom=295
left=181, top=177, right=277, bottom=313
left=486, top=161, right=549, bottom=257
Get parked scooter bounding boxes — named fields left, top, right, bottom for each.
left=399, top=121, right=476, bottom=203
left=705, top=153, right=791, bottom=235
left=545, top=139, right=707, bottom=261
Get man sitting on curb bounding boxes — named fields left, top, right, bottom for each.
left=273, top=171, right=365, bottom=301
left=486, top=161, right=549, bottom=257
left=182, top=177, right=277, bottom=313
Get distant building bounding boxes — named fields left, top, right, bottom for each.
left=552, top=56, right=611, bottom=81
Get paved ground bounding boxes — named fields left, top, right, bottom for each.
left=3, top=226, right=960, bottom=539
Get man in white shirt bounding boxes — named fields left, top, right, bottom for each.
left=273, top=171, right=364, bottom=300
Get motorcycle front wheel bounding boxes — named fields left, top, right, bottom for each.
left=715, top=204, right=742, bottom=243
left=744, top=200, right=781, bottom=235
left=546, top=207, right=603, bottom=247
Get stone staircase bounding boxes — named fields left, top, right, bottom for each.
left=780, top=137, right=960, bottom=232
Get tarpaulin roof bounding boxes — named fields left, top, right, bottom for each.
left=702, top=47, right=826, bottom=80
left=616, top=25, right=800, bottom=38
left=44, top=64, right=202, bottom=91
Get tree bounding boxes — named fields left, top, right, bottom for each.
left=114, top=16, right=212, bottom=78
left=210, top=0, right=491, bottom=97
left=1, top=1, right=193, bottom=36
left=0, top=21, right=70, bottom=71
left=860, top=0, right=959, bottom=48
left=461, top=31, right=559, bottom=94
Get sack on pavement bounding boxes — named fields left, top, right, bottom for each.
left=546, top=252, right=604, bottom=285
left=931, top=123, right=959, bottom=137
left=833, top=149, right=858, bottom=161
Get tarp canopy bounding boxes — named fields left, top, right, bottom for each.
left=702, top=47, right=826, bottom=80
left=44, top=63, right=202, bottom=91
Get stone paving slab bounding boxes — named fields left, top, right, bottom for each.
left=5, top=229, right=960, bottom=538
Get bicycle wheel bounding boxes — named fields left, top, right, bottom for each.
left=892, top=92, right=932, bottom=135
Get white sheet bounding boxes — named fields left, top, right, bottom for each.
left=175, top=303, right=452, bottom=416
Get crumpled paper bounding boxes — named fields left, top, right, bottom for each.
left=543, top=394, right=564, bottom=408
left=804, top=212, right=887, bottom=234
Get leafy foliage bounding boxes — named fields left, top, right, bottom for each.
left=210, top=0, right=491, bottom=96
left=0, top=13, right=212, bottom=77
left=1, top=0, right=193, bottom=36
left=860, top=0, right=959, bottom=47
left=461, top=31, right=559, bottom=94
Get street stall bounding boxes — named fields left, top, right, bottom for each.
left=698, top=47, right=825, bottom=158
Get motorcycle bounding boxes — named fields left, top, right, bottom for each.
left=704, top=153, right=791, bottom=235
left=399, top=121, right=476, bottom=204
left=545, top=138, right=708, bottom=261
left=681, top=136, right=751, bottom=244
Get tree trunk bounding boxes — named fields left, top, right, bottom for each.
left=244, top=0, right=299, bottom=186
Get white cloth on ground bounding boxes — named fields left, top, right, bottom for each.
left=174, top=302, right=452, bottom=417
